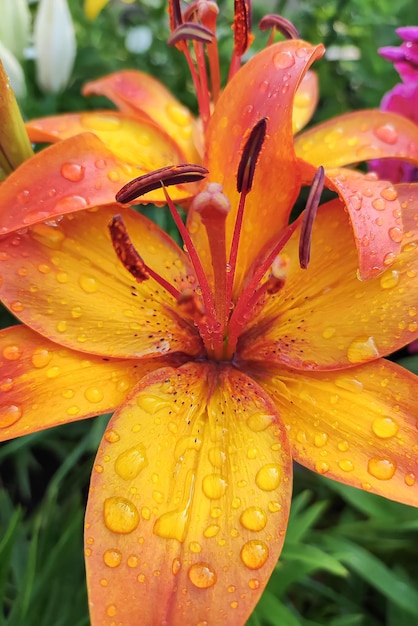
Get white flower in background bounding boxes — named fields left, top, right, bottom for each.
left=34, top=0, right=76, bottom=93
left=0, top=0, right=31, bottom=98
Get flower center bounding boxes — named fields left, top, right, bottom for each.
left=112, top=121, right=324, bottom=362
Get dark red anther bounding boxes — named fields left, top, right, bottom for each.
left=168, top=0, right=183, bottom=31
left=116, top=164, right=209, bottom=204
left=233, top=0, right=253, bottom=56
left=109, top=215, right=150, bottom=282
left=237, top=118, right=267, bottom=193
left=299, top=166, right=325, bottom=269
left=258, top=14, right=299, bottom=40
left=168, top=22, right=214, bottom=47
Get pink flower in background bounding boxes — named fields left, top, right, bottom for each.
left=371, top=27, right=418, bottom=183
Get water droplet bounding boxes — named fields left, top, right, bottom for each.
left=127, top=554, right=139, bottom=568
left=0, top=404, right=23, bottom=428
left=372, top=198, right=386, bottom=211
left=57, top=320, right=67, bottom=333
left=380, top=269, right=400, bottom=289
left=202, top=474, right=228, bottom=499
left=347, top=336, right=379, bottom=363
left=172, top=557, right=181, bottom=575
left=31, top=348, right=52, bottom=368
left=114, top=444, right=148, bottom=480
left=371, top=416, right=399, bottom=439
left=0, top=377, right=14, bottom=392
left=189, top=541, right=202, bottom=553
left=367, top=457, right=396, bottom=480
left=322, top=327, right=336, bottom=339
left=383, top=251, right=396, bottom=266
left=314, top=432, right=328, bottom=447
left=248, top=578, right=260, bottom=590
left=56, top=271, right=69, bottom=284
left=55, top=195, right=88, bottom=212
left=106, top=604, right=117, bottom=618
left=247, top=412, right=275, bottom=432
left=335, top=376, right=363, bottom=393
left=79, top=274, right=98, bottom=293
left=273, top=50, right=295, bottom=69
left=188, top=562, right=217, bottom=589
left=84, top=387, right=104, bottom=403
left=338, top=459, right=354, bottom=472
left=240, top=540, right=269, bottom=570
left=204, top=524, right=220, bottom=538
left=374, top=123, right=398, bottom=145
left=46, top=366, right=61, bottom=379
left=2, top=345, right=22, bottom=361
left=239, top=506, right=267, bottom=531
left=315, top=461, right=329, bottom=474
left=60, top=162, right=85, bottom=182
left=380, top=186, right=398, bottom=201
left=348, top=193, right=362, bottom=211
left=405, top=472, right=416, bottom=486
left=103, top=497, right=140, bottom=533
left=104, top=429, right=120, bottom=443
left=255, top=464, right=282, bottom=491
left=136, top=394, right=172, bottom=414
left=208, top=447, right=226, bottom=468
left=103, top=548, right=122, bottom=567
left=388, top=227, right=403, bottom=243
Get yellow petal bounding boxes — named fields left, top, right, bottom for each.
left=238, top=198, right=418, bottom=369
left=25, top=112, right=197, bottom=203
left=292, top=70, right=319, bottom=134
left=0, top=324, right=156, bottom=441
left=82, top=71, right=200, bottom=164
left=0, top=205, right=203, bottom=359
left=85, top=362, right=292, bottom=626
left=84, top=0, right=109, bottom=20
left=254, top=359, right=418, bottom=506
left=294, top=110, right=418, bottom=169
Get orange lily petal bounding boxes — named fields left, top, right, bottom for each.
left=253, top=359, right=418, bottom=507
left=238, top=198, right=418, bottom=369
left=85, top=361, right=292, bottom=626
left=0, top=205, right=203, bottom=359
left=0, top=61, right=34, bottom=179
left=294, top=110, right=418, bottom=169
left=25, top=112, right=197, bottom=204
left=82, top=70, right=201, bottom=163
left=292, top=70, right=319, bottom=134
left=0, top=324, right=157, bottom=442
left=397, top=182, right=418, bottom=235
left=0, top=133, right=140, bottom=234
left=190, top=39, right=324, bottom=291
left=299, top=161, right=403, bottom=279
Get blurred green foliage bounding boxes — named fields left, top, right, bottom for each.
left=1, top=0, right=418, bottom=625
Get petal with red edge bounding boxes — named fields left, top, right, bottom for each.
left=299, top=161, right=403, bottom=279
left=397, top=182, right=418, bottom=235
left=85, top=361, right=292, bottom=626
left=0, top=133, right=139, bottom=234
left=82, top=70, right=201, bottom=164
left=189, top=39, right=324, bottom=293
left=238, top=199, right=418, bottom=369
left=25, top=112, right=197, bottom=204
left=0, top=205, right=203, bottom=359
left=294, top=110, right=418, bottom=169
left=252, top=359, right=418, bottom=507
left=292, top=70, right=319, bottom=134
left=0, top=324, right=158, bottom=442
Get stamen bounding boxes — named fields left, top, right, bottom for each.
left=116, top=164, right=208, bottom=204
left=259, top=15, right=299, bottom=42
left=109, top=215, right=181, bottom=299
left=192, top=183, right=231, bottom=328
left=168, top=0, right=183, bottom=31
left=229, top=0, right=254, bottom=80
left=299, top=165, right=325, bottom=269
left=168, top=22, right=214, bottom=46
left=237, top=117, right=267, bottom=193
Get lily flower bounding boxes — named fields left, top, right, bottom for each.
left=370, top=26, right=418, bottom=183
left=2, top=2, right=418, bottom=625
